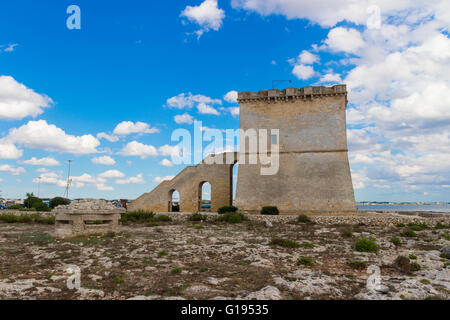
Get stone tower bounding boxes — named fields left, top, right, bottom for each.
left=234, top=85, right=356, bottom=215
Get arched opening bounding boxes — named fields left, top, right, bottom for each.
left=168, top=189, right=180, bottom=212
left=231, top=161, right=239, bottom=206
left=198, top=181, right=211, bottom=212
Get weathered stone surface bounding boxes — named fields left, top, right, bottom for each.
left=235, top=85, right=356, bottom=214
left=128, top=152, right=237, bottom=213
left=130, top=84, right=356, bottom=215
left=53, top=199, right=124, bottom=238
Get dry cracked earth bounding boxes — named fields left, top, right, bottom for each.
left=0, top=218, right=449, bottom=300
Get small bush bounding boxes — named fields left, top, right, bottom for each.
left=218, top=206, right=238, bottom=215
left=409, top=254, right=417, bottom=260
left=347, top=260, right=367, bottom=270
left=171, top=268, right=182, bottom=274
left=342, top=229, right=353, bottom=238
left=297, top=214, right=312, bottom=223
left=155, top=215, right=171, bottom=222
left=394, top=256, right=421, bottom=273
left=189, top=213, right=207, bottom=222
left=6, top=205, right=23, bottom=210
left=270, top=238, right=300, bottom=248
left=354, top=238, right=379, bottom=253
left=217, top=212, right=244, bottom=223
left=297, top=257, right=314, bottom=267
left=402, top=229, right=417, bottom=237
left=261, top=206, right=279, bottom=216
left=396, top=223, right=406, bottom=228
left=0, top=213, right=54, bottom=225
left=120, top=210, right=154, bottom=223
left=157, top=250, right=168, bottom=258
left=410, top=262, right=421, bottom=271
left=390, top=237, right=401, bottom=246
left=33, top=202, right=51, bottom=212
left=49, top=197, right=71, bottom=209
left=301, top=242, right=315, bottom=249
left=407, top=223, right=428, bottom=231
left=435, top=222, right=448, bottom=229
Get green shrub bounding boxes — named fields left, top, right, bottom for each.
left=410, top=262, right=421, bottom=271
left=435, top=222, right=448, bottom=229
left=217, top=212, right=244, bottom=223
left=402, top=229, right=417, bottom=237
left=171, top=268, right=182, bottom=274
left=157, top=250, right=168, bottom=258
left=0, top=213, right=55, bottom=225
left=354, top=238, right=379, bottom=253
left=270, top=238, right=300, bottom=248
left=301, top=241, right=315, bottom=249
left=407, top=223, right=428, bottom=231
left=297, top=214, right=312, bottom=223
left=49, top=197, right=71, bottom=209
left=155, top=215, right=171, bottom=222
left=6, top=205, right=23, bottom=210
left=347, top=260, right=367, bottom=270
left=261, top=206, right=279, bottom=215
left=120, top=210, right=155, bottom=223
left=296, top=257, right=314, bottom=267
left=394, top=256, right=421, bottom=273
left=409, top=254, right=417, bottom=260
left=189, top=213, right=207, bottom=222
left=396, top=223, right=406, bottom=228
left=33, top=202, right=51, bottom=212
left=218, top=206, right=238, bottom=215
left=342, top=229, right=353, bottom=238
left=390, top=237, right=401, bottom=246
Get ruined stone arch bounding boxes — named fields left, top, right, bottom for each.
left=198, top=181, right=212, bottom=212
left=168, top=188, right=180, bottom=212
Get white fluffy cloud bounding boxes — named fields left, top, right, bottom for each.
left=23, top=157, right=60, bottom=166
left=174, top=113, right=194, bottom=125
left=0, top=143, right=23, bottom=159
left=292, top=64, right=315, bottom=80
left=33, top=172, right=66, bottom=187
left=119, top=141, right=158, bottom=159
left=160, top=159, right=174, bottom=167
left=319, top=73, right=342, bottom=84
left=116, top=173, right=145, bottom=185
left=159, top=145, right=181, bottom=157
left=4, top=120, right=100, bottom=155
left=113, top=121, right=159, bottom=136
left=92, top=156, right=116, bottom=166
left=223, top=90, right=238, bottom=103
left=167, top=93, right=222, bottom=109
left=197, top=102, right=220, bottom=115
left=0, top=164, right=25, bottom=175
left=298, top=50, right=319, bottom=64
left=98, top=170, right=125, bottom=179
left=325, top=27, right=365, bottom=54
left=97, top=132, right=119, bottom=143
left=0, top=76, right=53, bottom=120
left=228, top=107, right=240, bottom=117
left=153, top=176, right=175, bottom=183
left=180, top=0, right=225, bottom=38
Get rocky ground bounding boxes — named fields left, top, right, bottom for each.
left=0, top=213, right=449, bottom=300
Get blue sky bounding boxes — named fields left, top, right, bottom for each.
left=0, top=0, right=449, bottom=202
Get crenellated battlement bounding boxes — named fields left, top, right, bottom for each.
left=238, top=84, right=347, bottom=103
